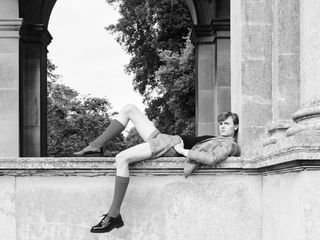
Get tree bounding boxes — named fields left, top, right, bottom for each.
left=146, top=37, right=195, bottom=135
left=47, top=59, right=126, bottom=156
left=106, top=0, right=195, bottom=135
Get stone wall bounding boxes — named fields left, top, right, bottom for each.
left=1, top=156, right=320, bottom=240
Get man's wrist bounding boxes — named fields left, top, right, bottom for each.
left=184, top=150, right=190, bottom=157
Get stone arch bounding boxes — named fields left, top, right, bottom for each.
left=18, top=0, right=57, bottom=156
left=0, top=0, right=228, bottom=156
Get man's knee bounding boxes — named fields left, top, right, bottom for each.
left=115, top=152, right=129, bottom=168
left=122, top=104, right=138, bottom=116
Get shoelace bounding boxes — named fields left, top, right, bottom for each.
left=100, top=214, right=110, bottom=224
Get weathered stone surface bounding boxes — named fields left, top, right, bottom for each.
left=242, top=25, right=272, bottom=59
left=217, top=86, right=231, bottom=113
left=276, top=54, right=300, bottom=119
left=197, top=90, right=216, bottom=123
left=0, top=54, right=19, bottom=88
left=0, top=122, right=18, bottom=157
left=0, top=0, right=19, bottom=18
left=239, top=126, right=266, bottom=156
left=197, top=44, right=215, bottom=90
left=242, top=0, right=272, bottom=24
left=300, top=1, right=320, bottom=105
left=15, top=175, right=262, bottom=240
left=216, top=38, right=230, bottom=87
left=277, top=0, right=300, bottom=54
left=0, top=177, right=15, bottom=240
left=263, top=172, right=302, bottom=240
left=0, top=89, right=18, bottom=122
left=242, top=60, right=272, bottom=99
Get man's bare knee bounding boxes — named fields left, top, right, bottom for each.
left=121, top=104, right=138, bottom=117
left=115, top=153, right=129, bottom=169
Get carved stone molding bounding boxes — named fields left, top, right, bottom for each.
left=1, top=153, right=320, bottom=177
left=0, top=18, right=22, bottom=38
left=191, top=19, right=230, bottom=44
left=19, top=23, right=52, bottom=46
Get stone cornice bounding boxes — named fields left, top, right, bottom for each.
left=0, top=18, right=23, bottom=38
left=19, top=23, right=52, bottom=46
left=191, top=19, right=230, bottom=45
left=1, top=147, right=320, bottom=176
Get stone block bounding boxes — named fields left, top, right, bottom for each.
left=242, top=100, right=272, bottom=127
left=0, top=0, right=19, bottom=18
left=198, top=122, right=217, bottom=136
left=240, top=126, right=266, bottom=156
left=0, top=89, right=18, bottom=122
left=0, top=53, right=19, bottom=88
left=242, top=0, right=272, bottom=24
left=242, top=25, right=272, bottom=59
left=197, top=44, right=215, bottom=90
left=0, top=122, right=19, bottom=157
left=242, top=60, right=272, bottom=100
left=277, top=0, right=300, bottom=54
left=0, top=39, right=19, bottom=54
left=217, top=39, right=231, bottom=87
left=197, top=90, right=216, bottom=122
left=0, top=177, right=15, bottom=240
left=217, top=86, right=231, bottom=113
left=277, top=54, right=300, bottom=119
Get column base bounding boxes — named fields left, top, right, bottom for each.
left=287, top=102, right=320, bottom=137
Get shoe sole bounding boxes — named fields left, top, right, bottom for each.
left=90, top=222, right=124, bottom=233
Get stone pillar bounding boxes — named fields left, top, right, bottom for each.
left=20, top=24, right=52, bottom=156
left=231, top=0, right=273, bottom=155
left=192, top=20, right=230, bottom=136
left=263, top=0, right=300, bottom=146
left=0, top=1, right=22, bottom=157
left=286, top=0, right=320, bottom=137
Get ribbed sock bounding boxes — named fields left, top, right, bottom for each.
left=90, top=120, right=125, bottom=148
left=108, top=176, right=130, bottom=217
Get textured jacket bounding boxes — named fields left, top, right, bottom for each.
left=187, top=136, right=240, bottom=166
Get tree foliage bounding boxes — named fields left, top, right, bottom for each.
left=106, top=0, right=195, bottom=135
left=47, top=59, right=126, bottom=156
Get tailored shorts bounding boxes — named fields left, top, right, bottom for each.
left=147, top=130, right=182, bottom=158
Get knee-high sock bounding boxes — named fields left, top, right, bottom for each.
left=108, top=176, right=130, bottom=217
left=90, top=120, right=125, bottom=148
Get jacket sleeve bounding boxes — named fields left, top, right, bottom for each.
left=188, top=141, right=238, bottom=166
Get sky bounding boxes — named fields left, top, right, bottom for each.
left=47, top=0, right=145, bottom=113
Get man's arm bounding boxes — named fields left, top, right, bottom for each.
left=175, top=140, right=238, bottom=166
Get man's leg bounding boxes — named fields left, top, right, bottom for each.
left=90, top=142, right=153, bottom=233
left=75, top=104, right=157, bottom=155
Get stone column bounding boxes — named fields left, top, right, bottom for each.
left=231, top=0, right=273, bottom=155
left=286, top=0, right=320, bottom=137
left=192, top=19, right=230, bottom=136
left=0, top=1, right=22, bottom=157
left=263, top=0, right=300, bottom=146
left=20, top=24, right=52, bottom=156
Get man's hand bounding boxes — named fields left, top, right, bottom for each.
left=174, top=141, right=190, bottom=157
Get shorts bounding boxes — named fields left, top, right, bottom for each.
left=147, top=130, right=182, bottom=158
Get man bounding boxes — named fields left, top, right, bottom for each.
left=73, top=104, right=240, bottom=233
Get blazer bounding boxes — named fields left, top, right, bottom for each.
left=187, top=136, right=240, bottom=166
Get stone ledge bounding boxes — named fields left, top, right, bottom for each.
left=0, top=150, right=320, bottom=176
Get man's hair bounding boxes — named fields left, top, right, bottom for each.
left=217, top=112, right=239, bottom=125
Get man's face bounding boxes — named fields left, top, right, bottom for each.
left=218, top=116, right=238, bottom=137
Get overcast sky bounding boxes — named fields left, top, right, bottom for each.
left=47, top=0, right=145, bottom=112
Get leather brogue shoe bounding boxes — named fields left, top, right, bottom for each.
left=90, top=214, right=124, bottom=233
